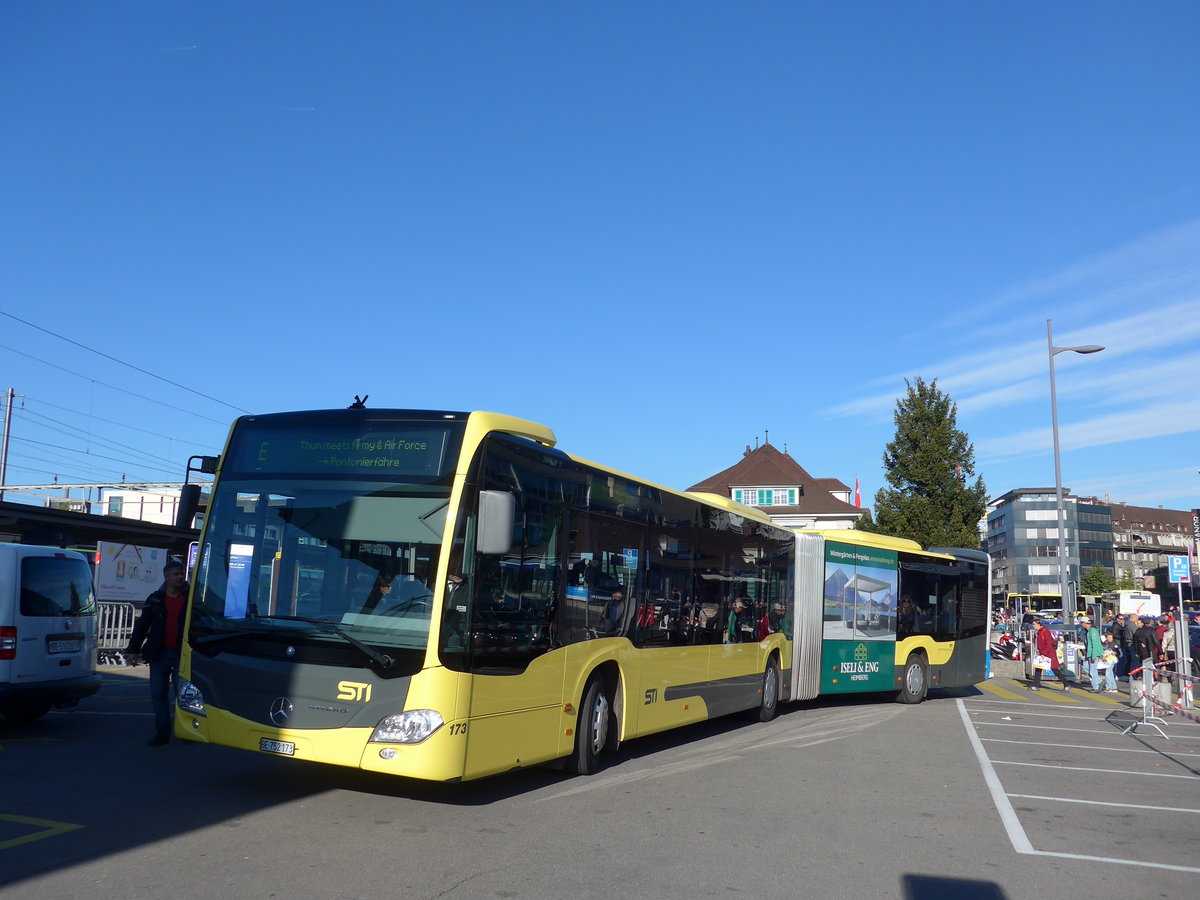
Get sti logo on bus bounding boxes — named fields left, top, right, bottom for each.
left=337, top=681, right=372, bottom=702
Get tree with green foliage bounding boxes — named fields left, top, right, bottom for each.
left=862, top=377, right=988, bottom=550
left=1080, top=563, right=1115, bottom=596
left=1115, top=569, right=1136, bottom=591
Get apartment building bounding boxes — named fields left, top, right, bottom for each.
left=986, top=487, right=1114, bottom=603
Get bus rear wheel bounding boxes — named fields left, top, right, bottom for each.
left=897, top=655, right=928, bottom=704
left=747, top=657, right=780, bottom=722
left=571, top=675, right=613, bottom=776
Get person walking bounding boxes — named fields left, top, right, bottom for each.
left=126, top=559, right=189, bottom=746
left=1099, top=631, right=1119, bottom=692
left=1029, top=618, right=1071, bottom=692
left=1114, top=613, right=1136, bottom=679
left=1080, top=616, right=1113, bottom=693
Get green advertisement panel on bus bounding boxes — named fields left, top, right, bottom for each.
left=821, top=541, right=898, bottom=694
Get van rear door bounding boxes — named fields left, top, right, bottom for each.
left=0, top=546, right=99, bottom=719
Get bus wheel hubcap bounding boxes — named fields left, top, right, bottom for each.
left=590, top=692, right=609, bottom=754
left=908, top=665, right=924, bottom=694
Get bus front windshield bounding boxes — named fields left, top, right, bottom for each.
left=190, top=478, right=451, bottom=670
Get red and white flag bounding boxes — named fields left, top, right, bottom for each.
left=854, top=476, right=861, bottom=508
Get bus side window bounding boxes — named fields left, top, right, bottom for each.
left=938, top=575, right=958, bottom=640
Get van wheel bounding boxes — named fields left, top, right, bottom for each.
left=897, top=655, right=928, bottom=704
left=747, top=657, right=780, bottom=722
left=2, top=703, right=51, bottom=723
left=570, top=675, right=613, bottom=776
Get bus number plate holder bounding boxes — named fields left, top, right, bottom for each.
left=259, top=738, right=295, bottom=756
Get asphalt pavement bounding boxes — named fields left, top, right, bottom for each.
left=969, top=656, right=1200, bottom=877
left=1, top=661, right=1198, bottom=899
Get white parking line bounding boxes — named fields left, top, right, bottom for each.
left=975, top=721, right=1128, bottom=736
left=956, top=699, right=1200, bottom=874
left=980, top=737, right=1200, bottom=759
left=970, top=706, right=1125, bottom=720
left=1007, top=794, right=1200, bottom=815
left=964, top=696, right=1120, bottom=708
left=955, top=699, right=1034, bottom=852
left=964, top=696, right=1104, bottom=710
left=976, top=719, right=1200, bottom=741
left=994, top=759, right=1198, bottom=779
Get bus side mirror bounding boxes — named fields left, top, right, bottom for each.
left=177, top=483, right=202, bottom=529
left=477, top=490, right=516, bottom=555
left=177, top=454, right=219, bottom=529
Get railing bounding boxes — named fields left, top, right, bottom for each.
left=96, top=601, right=137, bottom=666
left=1121, top=659, right=1199, bottom=737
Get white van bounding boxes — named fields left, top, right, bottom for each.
left=0, top=544, right=101, bottom=722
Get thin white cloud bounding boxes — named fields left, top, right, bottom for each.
left=858, top=219, right=1200, bottom=374
left=1070, top=467, right=1200, bottom=509
left=977, top=397, right=1200, bottom=461
left=827, top=295, right=1200, bottom=420
left=941, top=218, right=1200, bottom=336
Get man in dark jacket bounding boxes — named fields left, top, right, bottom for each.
left=1114, top=613, right=1136, bottom=679
left=126, top=560, right=188, bottom=746
left=1131, top=616, right=1162, bottom=673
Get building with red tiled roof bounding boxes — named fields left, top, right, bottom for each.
left=687, top=441, right=864, bottom=531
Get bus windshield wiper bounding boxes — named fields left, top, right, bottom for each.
left=193, top=627, right=271, bottom=647
left=254, top=615, right=395, bottom=670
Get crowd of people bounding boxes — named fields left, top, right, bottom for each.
left=1002, top=605, right=1192, bottom=709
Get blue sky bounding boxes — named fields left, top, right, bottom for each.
left=2, top=2, right=1198, bottom=515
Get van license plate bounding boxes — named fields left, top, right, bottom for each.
left=259, top=738, right=295, bottom=756
left=48, top=639, right=81, bottom=653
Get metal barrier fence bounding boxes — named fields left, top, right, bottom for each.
left=96, top=601, right=137, bottom=666
left=1121, top=659, right=1200, bottom=738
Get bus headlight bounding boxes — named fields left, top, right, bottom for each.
left=177, top=680, right=207, bottom=716
left=369, top=710, right=444, bottom=744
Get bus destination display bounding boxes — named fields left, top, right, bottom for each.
left=230, top=426, right=456, bottom=477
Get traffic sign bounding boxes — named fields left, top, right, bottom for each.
left=1167, top=555, right=1189, bottom=584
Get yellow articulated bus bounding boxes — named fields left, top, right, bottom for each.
left=175, top=409, right=986, bottom=782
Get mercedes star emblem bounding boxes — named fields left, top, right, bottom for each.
left=269, top=697, right=293, bottom=726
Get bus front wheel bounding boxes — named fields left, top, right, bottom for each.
left=571, top=675, right=613, bottom=776
left=897, top=655, right=928, bottom=704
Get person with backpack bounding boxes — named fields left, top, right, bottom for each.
left=1081, top=617, right=1114, bottom=693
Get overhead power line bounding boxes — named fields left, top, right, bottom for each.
left=12, top=436, right=181, bottom=478
left=19, top=408, right=198, bottom=470
left=0, top=342, right=231, bottom=426
left=0, top=309, right=249, bottom=414
left=25, top=394, right=222, bottom=448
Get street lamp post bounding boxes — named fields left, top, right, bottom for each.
left=1047, top=319, right=1104, bottom=610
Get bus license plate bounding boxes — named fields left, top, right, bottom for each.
left=48, top=639, right=81, bottom=653
left=259, top=738, right=295, bottom=756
